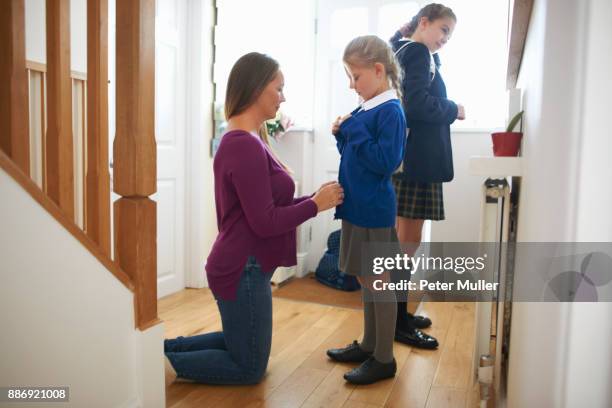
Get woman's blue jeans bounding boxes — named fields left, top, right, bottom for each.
left=164, top=257, right=273, bottom=384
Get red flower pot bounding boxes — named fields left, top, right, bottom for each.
left=491, top=132, right=523, bottom=156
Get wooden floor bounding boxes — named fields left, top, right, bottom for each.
left=272, top=275, right=423, bottom=313
left=160, top=288, right=479, bottom=408
left=272, top=275, right=363, bottom=309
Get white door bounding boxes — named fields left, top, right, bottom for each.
left=153, top=0, right=187, bottom=298
left=308, top=0, right=420, bottom=272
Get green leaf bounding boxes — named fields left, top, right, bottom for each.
left=506, top=110, right=524, bottom=132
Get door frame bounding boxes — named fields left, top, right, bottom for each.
left=183, top=0, right=217, bottom=289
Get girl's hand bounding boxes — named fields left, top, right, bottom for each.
left=331, top=116, right=342, bottom=135
left=399, top=22, right=412, bottom=37
left=312, top=182, right=344, bottom=212
left=457, top=104, right=466, bottom=120
left=331, top=114, right=352, bottom=135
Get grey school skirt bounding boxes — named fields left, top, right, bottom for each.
left=339, top=220, right=400, bottom=277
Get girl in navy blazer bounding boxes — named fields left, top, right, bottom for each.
left=389, top=3, right=465, bottom=349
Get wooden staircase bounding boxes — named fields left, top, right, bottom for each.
left=0, top=0, right=158, bottom=329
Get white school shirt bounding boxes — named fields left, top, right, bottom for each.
left=358, top=89, right=399, bottom=112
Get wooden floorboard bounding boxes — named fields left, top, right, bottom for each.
left=425, top=387, right=468, bottom=408
left=272, top=275, right=422, bottom=315
left=432, top=303, right=476, bottom=390
left=161, top=288, right=478, bottom=408
left=272, top=275, right=363, bottom=309
left=384, top=301, right=455, bottom=408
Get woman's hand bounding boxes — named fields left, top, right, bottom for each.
left=457, top=104, right=466, bottom=120
left=331, top=114, right=351, bottom=135
left=316, top=180, right=336, bottom=192
left=312, top=182, right=344, bottom=212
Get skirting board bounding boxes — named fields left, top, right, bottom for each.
left=271, top=252, right=308, bottom=284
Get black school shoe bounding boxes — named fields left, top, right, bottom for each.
left=395, top=326, right=439, bottom=349
left=343, top=356, right=397, bottom=385
left=408, top=313, right=432, bottom=329
left=327, top=340, right=372, bottom=363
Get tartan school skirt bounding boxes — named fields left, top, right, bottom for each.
left=392, top=175, right=445, bottom=221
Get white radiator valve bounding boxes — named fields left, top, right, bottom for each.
left=479, top=354, right=494, bottom=401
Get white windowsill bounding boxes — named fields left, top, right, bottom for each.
left=469, top=156, right=523, bottom=177
left=451, top=128, right=498, bottom=134
left=285, top=126, right=314, bottom=133
left=282, top=126, right=494, bottom=134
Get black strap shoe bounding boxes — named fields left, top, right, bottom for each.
left=327, top=340, right=372, bottom=363
left=408, top=312, right=432, bottom=329
left=343, top=356, right=397, bottom=385
left=395, top=327, right=439, bottom=349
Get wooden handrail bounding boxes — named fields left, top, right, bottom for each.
left=85, top=0, right=111, bottom=257
left=45, top=0, right=74, bottom=219
left=0, top=0, right=30, bottom=175
left=0, top=149, right=135, bottom=293
left=114, top=0, right=158, bottom=330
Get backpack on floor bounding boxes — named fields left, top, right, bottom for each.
left=314, top=230, right=361, bottom=291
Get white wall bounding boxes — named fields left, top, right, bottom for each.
left=0, top=169, right=164, bottom=407
left=507, top=0, right=612, bottom=406
left=506, top=0, right=564, bottom=402
left=563, top=0, right=612, bottom=406
left=25, top=0, right=87, bottom=72
left=507, top=0, right=577, bottom=405
left=25, top=0, right=46, bottom=63
left=271, top=129, right=315, bottom=275
left=431, top=131, right=495, bottom=243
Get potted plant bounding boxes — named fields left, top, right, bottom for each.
left=492, top=110, right=524, bottom=156
left=265, top=111, right=294, bottom=141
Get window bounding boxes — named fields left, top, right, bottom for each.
left=434, top=0, right=509, bottom=130
left=331, top=7, right=368, bottom=52
left=214, top=0, right=509, bottom=132
left=377, top=2, right=420, bottom=41
left=214, top=0, right=315, bottom=129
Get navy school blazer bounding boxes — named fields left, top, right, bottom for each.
left=390, top=31, right=458, bottom=183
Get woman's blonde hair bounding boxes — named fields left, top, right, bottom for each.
left=343, top=35, right=403, bottom=101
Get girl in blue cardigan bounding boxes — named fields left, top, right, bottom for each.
left=325, top=35, right=406, bottom=385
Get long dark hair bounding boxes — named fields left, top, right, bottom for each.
left=224, top=52, right=280, bottom=120
left=405, top=3, right=456, bottom=37
left=224, top=52, right=289, bottom=170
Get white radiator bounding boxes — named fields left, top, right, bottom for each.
left=470, top=155, right=522, bottom=408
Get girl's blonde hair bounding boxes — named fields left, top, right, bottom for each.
left=343, top=35, right=403, bottom=101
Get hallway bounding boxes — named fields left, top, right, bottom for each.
left=161, top=289, right=478, bottom=407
